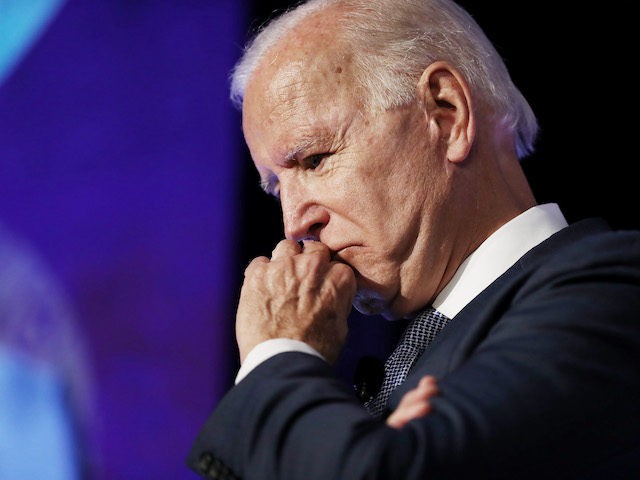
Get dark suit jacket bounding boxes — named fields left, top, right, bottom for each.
left=188, top=219, right=640, bottom=479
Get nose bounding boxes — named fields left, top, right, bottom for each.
left=280, top=181, right=329, bottom=242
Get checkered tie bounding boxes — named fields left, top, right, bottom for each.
left=364, top=307, right=450, bottom=418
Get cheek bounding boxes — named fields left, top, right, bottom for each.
left=323, top=161, right=371, bottom=209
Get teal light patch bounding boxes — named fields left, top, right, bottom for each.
left=0, top=0, right=66, bottom=84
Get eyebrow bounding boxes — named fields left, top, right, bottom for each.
left=282, top=137, right=316, bottom=164
left=257, top=133, right=330, bottom=197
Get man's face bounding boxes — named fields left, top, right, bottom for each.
left=242, top=31, right=454, bottom=319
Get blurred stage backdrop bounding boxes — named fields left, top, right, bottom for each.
left=0, top=1, right=634, bottom=479
left=0, top=1, right=245, bottom=479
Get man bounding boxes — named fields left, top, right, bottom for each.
left=188, top=0, right=640, bottom=478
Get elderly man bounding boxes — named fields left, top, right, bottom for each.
left=188, top=0, right=640, bottom=478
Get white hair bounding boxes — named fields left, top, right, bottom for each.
left=231, top=0, right=538, bottom=158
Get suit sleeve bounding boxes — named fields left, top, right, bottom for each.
left=187, top=231, right=640, bottom=480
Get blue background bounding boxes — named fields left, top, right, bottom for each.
left=1, top=1, right=245, bottom=478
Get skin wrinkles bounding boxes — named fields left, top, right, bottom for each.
left=240, top=5, right=524, bottom=321
left=258, top=110, right=355, bottom=199
left=245, top=57, right=452, bottom=320
left=258, top=138, right=352, bottom=200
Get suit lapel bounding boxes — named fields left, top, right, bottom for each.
left=388, top=218, right=610, bottom=408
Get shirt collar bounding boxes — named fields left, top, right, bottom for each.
left=432, top=203, right=568, bottom=318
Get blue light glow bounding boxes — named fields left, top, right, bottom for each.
left=0, top=348, right=79, bottom=480
left=0, top=0, right=66, bottom=84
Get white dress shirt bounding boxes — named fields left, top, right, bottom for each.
left=236, top=203, right=568, bottom=383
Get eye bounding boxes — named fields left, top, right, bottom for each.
left=303, top=153, right=328, bottom=170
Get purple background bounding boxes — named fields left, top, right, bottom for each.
left=0, top=1, right=245, bottom=478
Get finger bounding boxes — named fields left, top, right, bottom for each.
left=386, top=387, right=433, bottom=428
left=300, top=240, right=331, bottom=260
left=386, top=400, right=432, bottom=429
left=411, top=377, right=439, bottom=404
left=244, top=256, right=269, bottom=276
left=271, top=239, right=302, bottom=260
left=385, top=376, right=438, bottom=429
left=328, top=262, right=357, bottom=297
left=401, top=379, right=435, bottom=406
left=417, top=375, right=438, bottom=394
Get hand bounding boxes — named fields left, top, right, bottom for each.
left=386, top=376, right=438, bottom=429
left=236, top=239, right=357, bottom=364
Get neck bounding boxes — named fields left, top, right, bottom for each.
left=434, top=140, right=537, bottom=303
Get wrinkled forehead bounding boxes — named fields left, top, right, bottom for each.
left=242, top=41, right=358, bottom=139
left=249, top=59, right=316, bottom=116
left=243, top=7, right=359, bottom=115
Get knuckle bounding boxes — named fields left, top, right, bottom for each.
left=244, top=257, right=259, bottom=270
left=244, top=256, right=268, bottom=275
left=271, top=239, right=302, bottom=258
left=331, top=263, right=356, bottom=287
left=302, top=240, right=329, bottom=256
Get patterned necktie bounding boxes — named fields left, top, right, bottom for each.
left=364, top=307, right=450, bottom=418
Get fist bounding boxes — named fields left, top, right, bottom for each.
left=236, top=240, right=357, bottom=364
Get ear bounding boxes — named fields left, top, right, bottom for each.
left=417, top=61, right=475, bottom=163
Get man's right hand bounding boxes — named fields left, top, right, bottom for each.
left=235, top=239, right=357, bottom=364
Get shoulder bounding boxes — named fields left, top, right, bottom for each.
left=471, top=219, right=640, bottom=344
left=491, top=221, right=640, bottom=344
left=550, top=224, right=640, bottom=263
left=518, top=219, right=640, bottom=290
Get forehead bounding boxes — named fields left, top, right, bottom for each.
left=242, top=16, right=360, bottom=163
left=245, top=31, right=357, bottom=113
left=247, top=6, right=359, bottom=105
